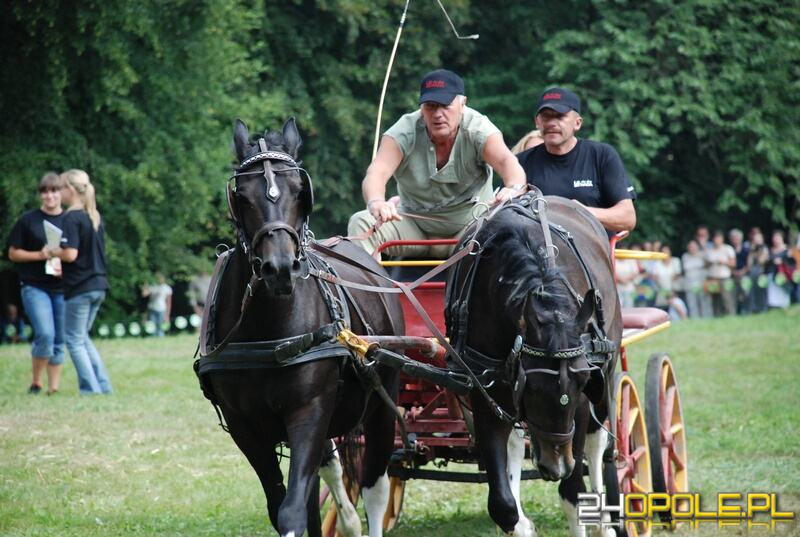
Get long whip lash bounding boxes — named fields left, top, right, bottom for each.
left=372, top=0, right=479, bottom=159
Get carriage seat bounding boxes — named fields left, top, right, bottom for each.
left=621, top=307, right=669, bottom=330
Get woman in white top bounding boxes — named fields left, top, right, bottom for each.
left=651, top=245, right=682, bottom=307
left=681, top=240, right=711, bottom=318
left=705, top=230, right=736, bottom=316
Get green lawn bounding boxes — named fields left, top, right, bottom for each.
left=1, top=307, right=798, bottom=536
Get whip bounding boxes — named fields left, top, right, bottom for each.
left=372, top=0, right=479, bottom=159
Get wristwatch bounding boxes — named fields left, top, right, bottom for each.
left=506, top=183, right=526, bottom=191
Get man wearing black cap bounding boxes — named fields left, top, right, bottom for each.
left=348, top=69, right=527, bottom=257
left=517, top=87, right=637, bottom=232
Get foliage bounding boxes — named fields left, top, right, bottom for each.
left=0, top=0, right=263, bottom=318
left=538, top=0, right=800, bottom=244
left=1, top=0, right=797, bottom=316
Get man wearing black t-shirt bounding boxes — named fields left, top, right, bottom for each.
left=517, top=87, right=637, bottom=232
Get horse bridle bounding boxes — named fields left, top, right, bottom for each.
left=227, top=139, right=314, bottom=278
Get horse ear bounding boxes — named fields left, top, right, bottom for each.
left=233, top=119, right=250, bottom=163
left=575, top=289, right=596, bottom=330
left=282, top=117, right=302, bottom=159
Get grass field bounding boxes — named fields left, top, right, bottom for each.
left=1, top=307, right=798, bottom=536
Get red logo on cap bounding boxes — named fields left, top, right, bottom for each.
left=425, top=80, right=446, bottom=89
left=543, top=92, right=562, bottom=101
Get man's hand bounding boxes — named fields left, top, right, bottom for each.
left=492, top=185, right=526, bottom=205
left=368, top=199, right=402, bottom=224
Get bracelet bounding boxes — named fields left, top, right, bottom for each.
left=505, top=183, right=526, bottom=191
left=366, top=198, right=385, bottom=211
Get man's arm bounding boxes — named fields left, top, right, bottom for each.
left=580, top=198, right=636, bottom=232
left=481, top=133, right=528, bottom=203
left=361, top=136, right=404, bottom=223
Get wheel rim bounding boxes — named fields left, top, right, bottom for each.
left=658, top=358, right=688, bottom=494
left=615, top=373, right=652, bottom=537
left=382, top=476, right=406, bottom=530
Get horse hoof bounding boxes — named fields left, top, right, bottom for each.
left=513, top=516, right=536, bottom=537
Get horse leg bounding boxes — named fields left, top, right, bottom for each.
left=278, top=400, right=334, bottom=537
left=506, top=427, right=536, bottom=536
left=307, top=475, right=322, bottom=537
left=360, top=391, right=397, bottom=537
left=584, top=413, right=615, bottom=537
left=319, top=439, right=363, bottom=537
left=224, top=414, right=286, bottom=530
left=471, top=395, right=518, bottom=533
left=558, top=401, right=590, bottom=537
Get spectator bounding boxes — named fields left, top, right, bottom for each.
left=664, top=291, right=688, bottom=322
left=142, top=273, right=172, bottom=336
left=1, top=303, right=30, bottom=345
left=694, top=225, right=713, bottom=252
left=615, top=246, right=642, bottom=308
left=6, top=172, right=66, bottom=394
left=745, top=228, right=769, bottom=314
left=766, top=230, right=794, bottom=309
left=729, top=228, right=749, bottom=313
left=705, top=230, right=736, bottom=316
left=188, top=269, right=212, bottom=317
left=55, top=169, right=112, bottom=395
left=510, top=129, right=543, bottom=154
left=651, top=245, right=682, bottom=308
left=681, top=239, right=711, bottom=318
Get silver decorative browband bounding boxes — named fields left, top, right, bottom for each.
left=237, top=150, right=298, bottom=172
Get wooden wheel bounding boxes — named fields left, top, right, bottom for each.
left=612, top=372, right=653, bottom=537
left=645, top=353, right=688, bottom=521
left=382, top=475, right=406, bottom=530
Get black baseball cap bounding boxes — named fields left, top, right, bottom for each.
left=419, top=69, right=465, bottom=105
left=536, top=87, right=581, bottom=114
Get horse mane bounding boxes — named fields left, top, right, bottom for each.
left=485, top=223, right=577, bottom=351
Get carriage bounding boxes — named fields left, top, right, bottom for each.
left=197, top=120, right=689, bottom=537
left=320, top=235, right=688, bottom=537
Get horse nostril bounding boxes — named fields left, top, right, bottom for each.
left=261, top=260, right=277, bottom=276
left=292, top=259, right=301, bottom=272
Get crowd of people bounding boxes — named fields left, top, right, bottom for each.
left=615, top=226, right=800, bottom=320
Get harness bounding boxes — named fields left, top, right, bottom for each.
left=445, top=193, right=617, bottom=441
left=194, top=143, right=388, bottom=431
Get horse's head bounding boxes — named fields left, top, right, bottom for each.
left=492, top=226, right=605, bottom=481
left=229, top=118, right=313, bottom=295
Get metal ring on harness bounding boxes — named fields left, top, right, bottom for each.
left=471, top=201, right=491, bottom=220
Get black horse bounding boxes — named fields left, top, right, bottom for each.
left=446, top=195, right=622, bottom=536
left=196, top=119, right=404, bottom=537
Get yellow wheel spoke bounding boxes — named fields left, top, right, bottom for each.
left=628, top=407, right=640, bottom=435
left=670, top=423, right=683, bottom=435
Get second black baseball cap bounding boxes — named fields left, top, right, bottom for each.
left=536, top=87, right=581, bottom=114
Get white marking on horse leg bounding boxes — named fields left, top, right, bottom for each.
left=281, top=533, right=295, bottom=537
left=319, top=448, right=362, bottom=537
left=584, top=428, right=607, bottom=493
left=560, top=497, right=586, bottom=537
left=362, top=472, right=389, bottom=537
left=506, top=428, right=536, bottom=536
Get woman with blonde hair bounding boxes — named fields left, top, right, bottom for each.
left=55, top=169, right=112, bottom=394
left=6, top=172, right=67, bottom=394
left=510, top=129, right=544, bottom=154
